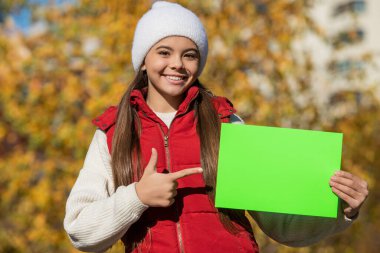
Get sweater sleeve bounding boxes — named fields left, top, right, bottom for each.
left=63, top=130, right=148, bottom=252
left=230, top=114, right=244, bottom=124
left=248, top=203, right=354, bottom=247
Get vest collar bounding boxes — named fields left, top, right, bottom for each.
left=130, top=85, right=200, bottom=121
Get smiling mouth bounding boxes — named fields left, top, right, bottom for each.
left=165, top=75, right=188, bottom=82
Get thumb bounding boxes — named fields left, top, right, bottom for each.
left=143, top=148, right=158, bottom=176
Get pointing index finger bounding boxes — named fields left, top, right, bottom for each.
left=170, top=168, right=203, bottom=180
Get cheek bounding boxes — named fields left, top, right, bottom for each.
left=145, top=56, right=166, bottom=72
left=186, top=62, right=199, bottom=75
left=147, top=64, right=165, bottom=77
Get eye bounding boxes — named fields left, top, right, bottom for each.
left=184, top=53, right=198, bottom=60
left=158, top=50, right=170, bottom=56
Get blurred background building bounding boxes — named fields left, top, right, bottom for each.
left=308, top=0, right=380, bottom=118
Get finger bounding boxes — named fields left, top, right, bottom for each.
left=329, top=180, right=361, bottom=199
left=334, top=170, right=349, bottom=176
left=144, top=148, right=158, bottom=175
left=334, top=171, right=368, bottom=189
left=169, top=198, right=175, bottom=206
left=330, top=175, right=362, bottom=191
left=171, top=189, right=177, bottom=197
left=170, top=167, right=203, bottom=180
left=335, top=170, right=356, bottom=181
left=331, top=186, right=361, bottom=210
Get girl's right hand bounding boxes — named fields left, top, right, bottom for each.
left=135, top=148, right=203, bottom=207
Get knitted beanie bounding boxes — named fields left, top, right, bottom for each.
left=131, top=1, right=208, bottom=75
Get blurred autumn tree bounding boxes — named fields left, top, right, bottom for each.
left=0, top=0, right=378, bottom=253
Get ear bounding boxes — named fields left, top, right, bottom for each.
left=141, top=64, right=146, bottom=71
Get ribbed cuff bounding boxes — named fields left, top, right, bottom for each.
left=344, top=212, right=359, bottom=222
left=117, top=183, right=149, bottom=216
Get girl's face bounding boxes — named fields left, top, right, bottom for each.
left=142, top=36, right=200, bottom=110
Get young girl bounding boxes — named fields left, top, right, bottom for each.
left=64, top=2, right=369, bottom=252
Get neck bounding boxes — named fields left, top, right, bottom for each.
left=146, top=89, right=182, bottom=113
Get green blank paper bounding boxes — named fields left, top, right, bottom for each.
left=215, top=124, right=343, bottom=218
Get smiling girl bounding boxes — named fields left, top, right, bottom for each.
left=64, top=2, right=368, bottom=252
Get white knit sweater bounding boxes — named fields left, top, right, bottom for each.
left=64, top=114, right=354, bottom=252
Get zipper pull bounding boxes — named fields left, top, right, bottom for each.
left=164, top=135, right=169, bottom=147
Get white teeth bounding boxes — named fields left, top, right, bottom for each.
left=166, top=76, right=185, bottom=81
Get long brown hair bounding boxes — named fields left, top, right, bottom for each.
left=111, top=71, right=250, bottom=235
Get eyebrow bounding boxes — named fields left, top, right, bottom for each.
left=155, top=45, right=198, bottom=52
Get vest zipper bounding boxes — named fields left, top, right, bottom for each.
left=155, top=93, right=198, bottom=253
left=163, top=134, right=171, bottom=171
left=176, top=222, right=184, bottom=253
left=158, top=125, right=185, bottom=253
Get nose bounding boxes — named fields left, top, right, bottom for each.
left=169, top=55, right=184, bottom=70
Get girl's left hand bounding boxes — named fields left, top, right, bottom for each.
left=329, top=170, right=369, bottom=219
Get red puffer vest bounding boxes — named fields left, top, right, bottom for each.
left=93, top=86, right=259, bottom=253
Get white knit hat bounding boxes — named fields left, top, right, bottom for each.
left=131, top=1, right=208, bottom=76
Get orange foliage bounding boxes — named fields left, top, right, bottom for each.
left=0, top=1, right=378, bottom=252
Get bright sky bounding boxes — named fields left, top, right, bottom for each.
left=11, top=0, right=76, bottom=33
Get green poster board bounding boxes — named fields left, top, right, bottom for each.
left=215, top=123, right=343, bottom=218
